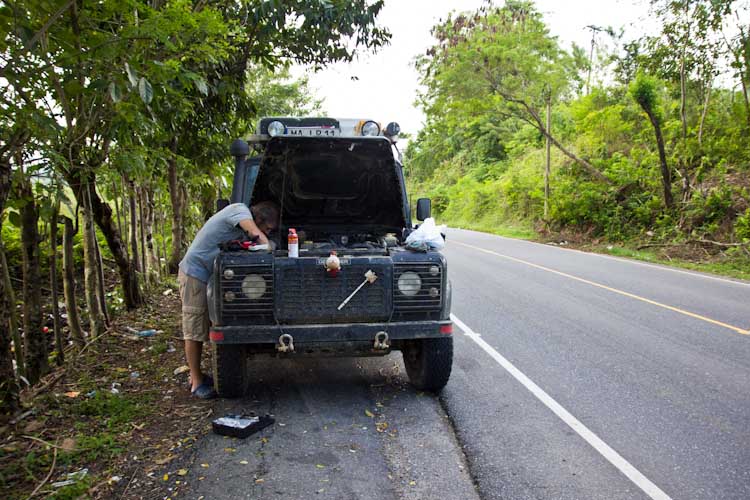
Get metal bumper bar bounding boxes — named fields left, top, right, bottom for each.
left=209, top=320, right=452, bottom=344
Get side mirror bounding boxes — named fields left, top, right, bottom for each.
left=216, top=198, right=229, bottom=212
left=416, top=198, right=431, bottom=221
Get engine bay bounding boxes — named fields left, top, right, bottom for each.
left=272, top=229, right=400, bottom=257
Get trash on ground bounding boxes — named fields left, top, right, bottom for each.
left=137, top=329, right=157, bottom=337
left=163, top=288, right=174, bottom=296
left=173, top=365, right=190, bottom=376
left=212, top=414, right=275, bottom=438
left=53, top=468, right=89, bottom=487
left=110, top=382, right=121, bottom=395
left=130, top=371, right=140, bottom=379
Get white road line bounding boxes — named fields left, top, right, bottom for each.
left=451, top=313, right=673, bottom=500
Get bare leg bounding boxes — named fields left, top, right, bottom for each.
left=185, top=340, right=204, bottom=391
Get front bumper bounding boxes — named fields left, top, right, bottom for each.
left=210, top=320, right=452, bottom=344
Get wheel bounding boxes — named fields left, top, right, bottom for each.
left=212, top=344, right=247, bottom=398
left=402, top=337, right=453, bottom=393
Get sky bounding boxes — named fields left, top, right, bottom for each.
left=291, top=0, right=654, bottom=140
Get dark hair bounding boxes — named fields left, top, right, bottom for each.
left=251, top=201, right=280, bottom=228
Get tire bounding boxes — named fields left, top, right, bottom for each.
left=402, top=337, right=453, bottom=393
left=212, top=344, right=247, bottom=398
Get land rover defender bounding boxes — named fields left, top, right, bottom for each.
left=208, top=117, right=453, bottom=397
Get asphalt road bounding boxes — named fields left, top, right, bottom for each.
left=186, top=228, right=750, bottom=499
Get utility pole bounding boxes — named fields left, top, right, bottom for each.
left=585, top=25, right=615, bottom=95
left=544, top=86, right=551, bottom=221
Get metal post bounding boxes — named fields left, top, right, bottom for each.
left=544, top=90, right=551, bottom=221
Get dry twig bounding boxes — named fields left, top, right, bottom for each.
left=25, top=440, right=58, bottom=500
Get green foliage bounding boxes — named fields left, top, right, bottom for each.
left=409, top=0, right=750, bottom=265
left=71, top=391, right=144, bottom=430
left=630, top=72, right=661, bottom=120
left=735, top=209, right=750, bottom=242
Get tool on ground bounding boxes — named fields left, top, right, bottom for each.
left=212, top=414, right=275, bottom=438
left=338, top=270, right=377, bottom=310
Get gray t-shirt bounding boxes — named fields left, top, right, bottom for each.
left=179, top=203, right=252, bottom=283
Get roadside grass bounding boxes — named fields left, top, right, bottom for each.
left=448, top=221, right=750, bottom=282
left=444, top=216, right=536, bottom=240
left=600, top=245, right=750, bottom=281
left=1, top=282, right=209, bottom=499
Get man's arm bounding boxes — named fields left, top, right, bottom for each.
left=238, top=218, right=269, bottom=245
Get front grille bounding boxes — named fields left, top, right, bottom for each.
left=276, top=259, right=392, bottom=324
left=220, top=264, right=274, bottom=323
left=393, top=263, right=442, bottom=311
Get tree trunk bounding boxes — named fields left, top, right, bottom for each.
left=138, top=185, right=148, bottom=281
left=63, top=169, right=143, bottom=310
left=94, top=236, right=110, bottom=326
left=158, top=206, right=169, bottom=274
left=200, top=183, right=215, bottom=222
left=0, top=240, right=18, bottom=411
left=144, top=186, right=159, bottom=276
left=0, top=156, right=19, bottom=411
left=645, top=109, right=674, bottom=209
left=180, top=183, right=188, bottom=253
left=19, top=176, right=48, bottom=385
left=698, top=84, right=712, bottom=146
left=167, top=157, right=183, bottom=274
left=128, top=179, right=140, bottom=274
left=82, top=184, right=106, bottom=338
left=50, top=203, right=64, bottom=365
left=524, top=104, right=612, bottom=185
left=0, top=243, right=23, bottom=378
left=62, top=217, right=85, bottom=347
left=113, top=179, right=127, bottom=261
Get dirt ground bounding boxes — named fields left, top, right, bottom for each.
left=1, top=286, right=212, bottom=499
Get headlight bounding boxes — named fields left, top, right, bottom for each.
left=361, top=120, right=380, bottom=136
left=241, top=274, right=267, bottom=299
left=268, top=120, right=285, bottom=137
left=397, top=271, right=421, bottom=296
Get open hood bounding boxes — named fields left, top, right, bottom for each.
left=251, top=137, right=408, bottom=231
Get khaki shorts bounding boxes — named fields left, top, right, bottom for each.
left=179, top=270, right=209, bottom=342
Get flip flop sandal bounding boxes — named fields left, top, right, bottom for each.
left=191, top=379, right=217, bottom=399
left=188, top=374, right=213, bottom=390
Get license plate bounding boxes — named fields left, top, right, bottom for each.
left=316, top=257, right=351, bottom=265
left=286, top=127, right=340, bottom=137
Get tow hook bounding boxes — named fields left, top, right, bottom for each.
left=373, top=331, right=390, bottom=350
left=277, top=333, right=295, bottom=353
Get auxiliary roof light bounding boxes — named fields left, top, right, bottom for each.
left=361, top=120, right=380, bottom=137
left=268, top=120, right=286, bottom=137
left=385, top=122, right=400, bottom=140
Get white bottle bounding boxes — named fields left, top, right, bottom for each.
left=288, top=228, right=299, bottom=258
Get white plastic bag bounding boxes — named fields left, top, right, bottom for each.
left=405, top=217, right=446, bottom=251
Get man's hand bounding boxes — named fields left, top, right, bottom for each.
left=238, top=219, right=269, bottom=245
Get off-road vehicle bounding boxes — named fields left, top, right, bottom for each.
left=208, top=117, right=453, bottom=397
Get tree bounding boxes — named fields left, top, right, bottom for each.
left=416, top=1, right=611, bottom=184
left=630, top=72, right=674, bottom=209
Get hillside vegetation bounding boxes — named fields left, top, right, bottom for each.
left=406, top=0, right=750, bottom=271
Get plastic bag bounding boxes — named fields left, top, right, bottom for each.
left=405, top=217, right=446, bottom=251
